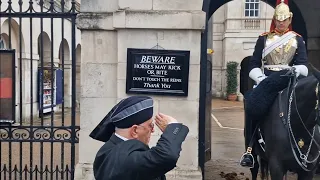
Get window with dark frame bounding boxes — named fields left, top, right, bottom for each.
left=245, top=0, right=260, bottom=17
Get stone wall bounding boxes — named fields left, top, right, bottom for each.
left=76, top=1, right=205, bottom=179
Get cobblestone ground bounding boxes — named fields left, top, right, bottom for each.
left=205, top=98, right=320, bottom=180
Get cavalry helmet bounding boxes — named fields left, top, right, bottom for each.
left=274, top=0, right=293, bottom=21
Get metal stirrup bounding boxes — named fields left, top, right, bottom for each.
left=239, top=147, right=255, bottom=168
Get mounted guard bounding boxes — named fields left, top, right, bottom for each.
left=239, top=0, right=309, bottom=168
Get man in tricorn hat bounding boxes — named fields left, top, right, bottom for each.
left=90, top=95, right=189, bottom=180
left=239, top=0, right=309, bottom=167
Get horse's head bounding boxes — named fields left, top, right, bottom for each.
left=293, top=63, right=320, bottom=128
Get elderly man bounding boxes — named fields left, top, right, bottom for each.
left=90, top=96, right=189, bottom=180
left=239, top=0, right=308, bottom=168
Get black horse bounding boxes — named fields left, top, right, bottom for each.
left=243, top=64, right=320, bottom=180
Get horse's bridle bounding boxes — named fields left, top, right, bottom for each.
left=316, top=82, right=320, bottom=125
left=285, top=75, right=320, bottom=172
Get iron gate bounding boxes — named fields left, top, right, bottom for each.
left=0, top=0, right=80, bottom=180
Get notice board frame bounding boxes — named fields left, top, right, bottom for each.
left=0, top=49, right=16, bottom=124
left=126, top=48, right=190, bottom=96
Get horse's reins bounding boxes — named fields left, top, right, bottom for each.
left=284, top=71, right=320, bottom=172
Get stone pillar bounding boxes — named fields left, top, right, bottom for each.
left=21, top=55, right=39, bottom=122
left=63, top=61, right=72, bottom=108
left=75, top=1, right=205, bottom=180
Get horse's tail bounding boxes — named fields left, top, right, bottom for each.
left=260, top=158, right=269, bottom=180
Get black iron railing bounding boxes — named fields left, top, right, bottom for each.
left=0, top=1, right=80, bottom=180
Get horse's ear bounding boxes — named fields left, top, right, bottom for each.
left=308, top=63, right=320, bottom=81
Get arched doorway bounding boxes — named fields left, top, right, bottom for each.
left=37, top=32, right=52, bottom=63
left=1, top=18, right=26, bottom=52
left=58, top=39, right=71, bottom=108
left=200, top=0, right=310, bottom=178
left=207, top=0, right=319, bottom=69
left=210, top=0, right=275, bottom=98
left=207, top=0, right=307, bottom=41
left=0, top=34, right=9, bottom=49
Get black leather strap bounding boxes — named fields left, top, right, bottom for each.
left=248, top=125, right=259, bottom=149
left=278, top=90, right=287, bottom=127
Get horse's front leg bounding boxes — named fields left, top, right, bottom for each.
left=269, top=158, right=285, bottom=180
left=250, top=154, right=259, bottom=180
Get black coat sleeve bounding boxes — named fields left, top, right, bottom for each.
left=291, top=36, right=308, bottom=66
left=124, top=123, right=189, bottom=179
left=248, top=35, right=265, bottom=72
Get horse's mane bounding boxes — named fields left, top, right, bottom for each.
left=289, top=74, right=319, bottom=127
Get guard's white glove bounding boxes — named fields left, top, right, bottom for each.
left=249, top=68, right=267, bottom=85
left=292, top=65, right=308, bottom=77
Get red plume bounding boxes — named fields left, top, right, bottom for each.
left=269, top=0, right=292, bottom=32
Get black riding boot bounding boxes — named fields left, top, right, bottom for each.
left=240, top=99, right=254, bottom=168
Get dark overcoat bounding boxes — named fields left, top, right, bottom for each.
left=93, top=123, right=189, bottom=180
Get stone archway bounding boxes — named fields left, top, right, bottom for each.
left=0, top=33, right=9, bottom=49
left=59, top=39, right=70, bottom=63
left=208, top=0, right=308, bottom=41
left=201, top=0, right=320, bottom=177
left=210, top=0, right=275, bottom=98
left=207, top=0, right=320, bottom=69
left=1, top=18, right=26, bottom=122
left=201, top=0, right=309, bottom=175
left=1, top=18, right=26, bottom=53
left=58, top=39, right=71, bottom=108
left=37, top=32, right=52, bottom=63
